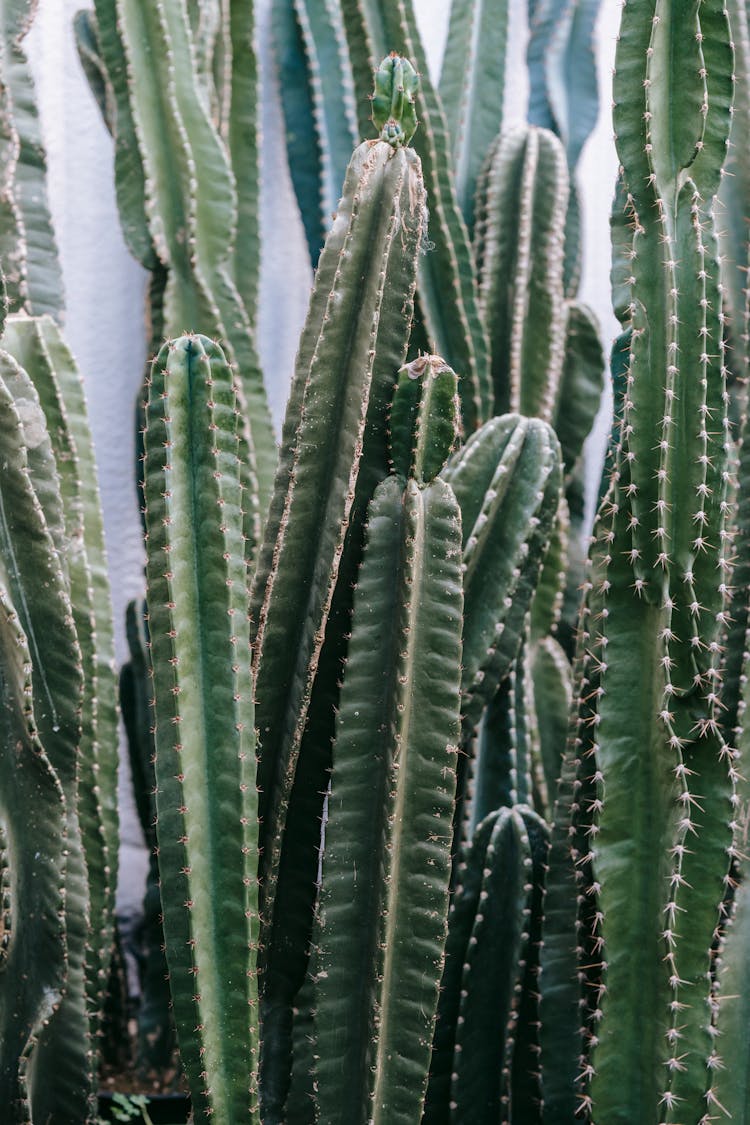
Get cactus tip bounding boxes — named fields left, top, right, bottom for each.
left=371, top=54, right=420, bottom=147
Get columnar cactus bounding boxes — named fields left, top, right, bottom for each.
left=273, top=0, right=359, bottom=266
left=314, top=356, right=463, bottom=1124
left=76, top=0, right=275, bottom=512
left=338, top=0, right=493, bottom=432
left=142, top=334, right=260, bottom=1124
left=251, top=142, right=426, bottom=1120
left=542, top=4, right=737, bottom=1121
left=0, top=0, right=64, bottom=319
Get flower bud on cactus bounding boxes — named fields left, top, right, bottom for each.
left=371, top=53, right=419, bottom=147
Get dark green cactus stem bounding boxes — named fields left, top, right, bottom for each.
left=119, top=600, right=176, bottom=1073
left=1, top=314, right=120, bottom=1081
left=0, top=0, right=65, bottom=319
left=371, top=53, right=419, bottom=146
left=425, top=805, right=548, bottom=1124
left=0, top=584, right=67, bottom=1121
left=442, top=414, right=563, bottom=728
left=0, top=354, right=90, bottom=1122
left=389, top=354, right=460, bottom=482
left=273, top=0, right=358, bottom=266
left=526, top=0, right=601, bottom=294
left=250, top=136, right=425, bottom=1116
left=82, top=0, right=274, bottom=513
left=314, top=445, right=463, bottom=1123
left=475, top=124, right=569, bottom=420
left=143, top=334, right=259, bottom=1124
left=712, top=836, right=750, bottom=1118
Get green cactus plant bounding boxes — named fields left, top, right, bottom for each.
left=142, top=334, right=260, bottom=1124
left=541, top=4, right=739, bottom=1122
left=313, top=355, right=463, bottom=1124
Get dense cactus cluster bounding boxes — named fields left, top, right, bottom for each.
left=1, top=0, right=750, bottom=1123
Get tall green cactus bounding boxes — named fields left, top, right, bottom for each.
left=542, top=4, right=738, bottom=1121
left=314, top=356, right=463, bottom=1124
left=0, top=0, right=64, bottom=319
left=339, top=0, right=493, bottom=433
left=142, top=334, right=260, bottom=1124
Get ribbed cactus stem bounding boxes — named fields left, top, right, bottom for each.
left=142, top=334, right=259, bottom=1124
left=442, top=414, right=563, bottom=729
left=542, top=3, right=737, bottom=1119
left=475, top=124, right=569, bottom=420
left=0, top=352, right=90, bottom=1122
left=339, top=0, right=492, bottom=431
left=389, top=354, right=460, bottom=482
left=0, top=585, right=67, bottom=1121
left=314, top=460, right=463, bottom=1122
left=250, top=134, right=425, bottom=1118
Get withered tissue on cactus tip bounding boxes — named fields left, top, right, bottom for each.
left=371, top=53, right=420, bottom=147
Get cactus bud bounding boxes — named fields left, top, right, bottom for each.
left=371, top=53, right=419, bottom=147
left=390, top=354, right=460, bottom=482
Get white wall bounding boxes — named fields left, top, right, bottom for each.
left=26, top=0, right=621, bottom=908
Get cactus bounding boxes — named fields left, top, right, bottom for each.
left=0, top=342, right=92, bottom=1120
left=76, top=0, right=275, bottom=513
left=542, top=3, right=738, bottom=1121
left=142, top=334, right=260, bottom=1123
left=314, top=356, right=463, bottom=1124
left=1, top=315, right=120, bottom=1084
left=527, top=0, right=602, bottom=294
left=442, top=413, right=562, bottom=731
left=439, top=0, right=510, bottom=233
left=0, top=0, right=64, bottom=319
left=251, top=124, right=426, bottom=1117
left=119, top=600, right=177, bottom=1075
left=425, top=804, right=548, bottom=1123
left=475, top=125, right=569, bottom=420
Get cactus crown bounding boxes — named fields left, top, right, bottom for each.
left=371, top=53, right=419, bottom=147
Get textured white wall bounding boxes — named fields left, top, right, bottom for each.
left=26, top=0, right=621, bottom=908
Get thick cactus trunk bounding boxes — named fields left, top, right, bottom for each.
left=142, top=334, right=260, bottom=1124
left=542, top=3, right=737, bottom=1120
